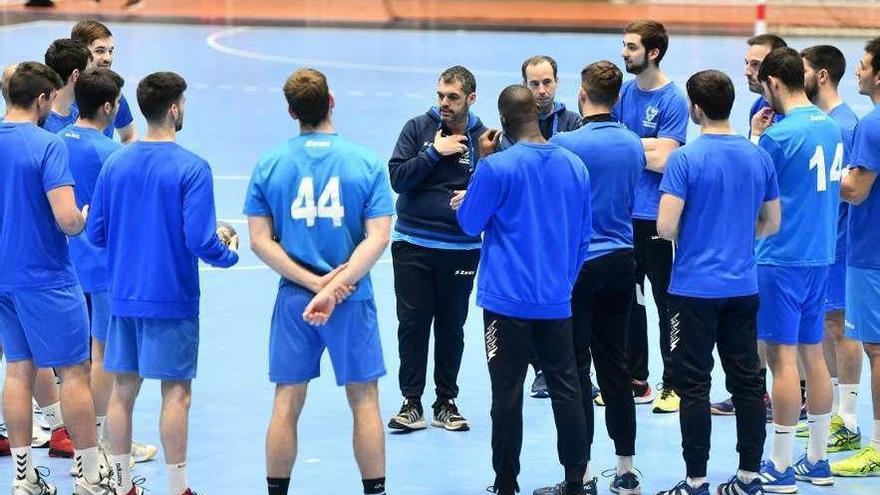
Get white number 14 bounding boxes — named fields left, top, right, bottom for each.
left=290, top=177, right=345, bottom=227
left=808, top=143, right=844, bottom=192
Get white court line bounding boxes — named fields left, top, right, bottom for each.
left=205, top=26, right=520, bottom=78
left=200, top=257, right=392, bottom=272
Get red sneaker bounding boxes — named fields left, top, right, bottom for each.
left=180, top=490, right=198, bottom=495
left=0, top=433, right=10, bottom=456
left=48, top=426, right=74, bottom=458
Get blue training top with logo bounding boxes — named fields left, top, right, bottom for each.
left=755, top=105, right=842, bottom=267
left=0, top=122, right=78, bottom=291
left=61, top=125, right=122, bottom=293
left=661, top=134, right=779, bottom=298
left=828, top=103, right=859, bottom=264
left=846, top=104, right=880, bottom=270
left=551, top=120, right=643, bottom=261
left=42, top=110, right=77, bottom=133
left=243, top=132, right=395, bottom=301
left=70, top=94, right=135, bottom=139
left=612, top=80, right=688, bottom=220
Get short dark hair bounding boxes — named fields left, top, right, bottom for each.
left=624, top=19, right=669, bottom=65
left=71, top=19, right=113, bottom=45
left=44, top=38, right=90, bottom=82
left=75, top=68, right=124, bottom=120
left=758, top=47, right=805, bottom=91
left=866, top=37, right=880, bottom=75
left=439, top=65, right=476, bottom=95
left=283, top=68, right=330, bottom=127
left=747, top=34, right=787, bottom=51
left=686, top=70, right=735, bottom=120
left=498, top=84, right=537, bottom=131
left=136, top=72, right=187, bottom=123
left=6, top=61, right=63, bottom=108
left=580, top=61, right=623, bottom=107
left=801, top=45, right=847, bottom=86
left=521, top=55, right=558, bottom=81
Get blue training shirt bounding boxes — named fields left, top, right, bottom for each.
left=61, top=125, right=122, bottom=293
left=756, top=105, right=842, bottom=267
left=457, top=141, right=591, bottom=320
left=828, top=103, right=859, bottom=264
left=612, top=80, right=689, bottom=220
left=42, top=109, right=77, bottom=133
left=87, top=141, right=239, bottom=318
left=0, top=122, right=78, bottom=290
left=243, top=132, right=395, bottom=301
left=661, top=134, right=779, bottom=298
left=551, top=119, right=643, bottom=261
left=846, top=104, right=880, bottom=270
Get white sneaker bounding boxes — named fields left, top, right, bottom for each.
left=131, top=440, right=158, bottom=463
left=30, top=419, right=50, bottom=449
left=72, top=477, right=113, bottom=495
left=12, top=475, right=57, bottom=495
left=31, top=401, right=50, bottom=431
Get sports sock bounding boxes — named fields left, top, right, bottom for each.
left=112, top=453, right=132, bottom=494
left=41, top=402, right=63, bottom=431
left=78, top=446, right=101, bottom=484
left=831, top=378, right=840, bottom=415
left=800, top=380, right=807, bottom=405
left=363, top=477, right=386, bottom=495
left=167, top=462, right=188, bottom=495
left=687, top=477, right=707, bottom=489
left=267, top=477, right=290, bottom=495
left=839, top=384, right=860, bottom=431
left=96, top=416, right=107, bottom=441
left=873, top=420, right=880, bottom=451
left=771, top=423, right=796, bottom=471
left=11, top=447, right=37, bottom=482
left=617, top=455, right=633, bottom=475
left=807, top=413, right=832, bottom=463
left=737, top=470, right=759, bottom=484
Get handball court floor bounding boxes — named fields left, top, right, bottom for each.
left=0, top=19, right=878, bottom=495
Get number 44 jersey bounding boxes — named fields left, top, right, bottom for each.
left=756, top=105, right=843, bottom=267
left=243, top=132, right=395, bottom=301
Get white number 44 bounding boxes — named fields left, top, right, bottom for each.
left=290, top=177, right=345, bottom=227
left=809, top=143, right=844, bottom=192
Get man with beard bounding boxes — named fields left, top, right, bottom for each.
left=87, top=72, right=239, bottom=495
left=387, top=66, right=487, bottom=433
left=746, top=35, right=788, bottom=140
left=606, top=18, right=688, bottom=415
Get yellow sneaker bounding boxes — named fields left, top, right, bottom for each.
left=593, top=393, right=605, bottom=407
left=652, top=384, right=679, bottom=414
left=830, top=445, right=880, bottom=477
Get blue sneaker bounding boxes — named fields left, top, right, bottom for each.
left=609, top=471, right=641, bottom=494
left=655, top=480, right=709, bottom=495
left=792, top=454, right=833, bottom=486
left=532, top=478, right=597, bottom=495
left=716, top=475, right=764, bottom=495
left=758, top=460, right=797, bottom=493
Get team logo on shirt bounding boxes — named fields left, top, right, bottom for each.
left=643, top=106, right=660, bottom=130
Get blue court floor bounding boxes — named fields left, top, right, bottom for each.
left=1, top=20, right=878, bottom=494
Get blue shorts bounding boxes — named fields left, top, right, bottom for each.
left=845, top=267, right=880, bottom=344
left=104, top=316, right=199, bottom=380
left=824, top=260, right=846, bottom=312
left=757, top=265, right=828, bottom=345
left=0, top=286, right=90, bottom=367
left=87, top=291, right=111, bottom=342
left=269, top=285, right=385, bottom=386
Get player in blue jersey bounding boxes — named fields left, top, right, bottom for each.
left=87, top=72, right=239, bottom=495
left=548, top=60, right=644, bottom=494
left=745, top=35, right=787, bottom=141
left=1, top=61, right=112, bottom=495
left=458, top=84, right=591, bottom=495
left=71, top=19, right=137, bottom=143
left=753, top=47, right=842, bottom=491
left=800, top=45, right=864, bottom=453
left=832, top=36, right=880, bottom=478
left=656, top=69, right=781, bottom=495
left=42, top=38, right=90, bottom=133
left=612, top=19, right=689, bottom=414
left=244, top=68, right=393, bottom=495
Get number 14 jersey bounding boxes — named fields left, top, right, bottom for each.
left=756, top=105, right=843, bottom=267
left=243, top=132, right=395, bottom=301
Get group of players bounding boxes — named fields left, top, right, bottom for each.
left=1, top=13, right=879, bottom=495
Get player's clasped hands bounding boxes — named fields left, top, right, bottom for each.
left=750, top=106, right=775, bottom=138
left=432, top=129, right=469, bottom=156
left=216, top=220, right=240, bottom=252
left=302, top=263, right=356, bottom=325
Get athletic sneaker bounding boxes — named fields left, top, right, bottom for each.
left=795, top=420, right=809, bottom=438
left=710, top=396, right=735, bottom=416
left=652, top=384, right=679, bottom=414
left=532, top=478, right=597, bottom=495
left=830, top=446, right=880, bottom=477
left=131, top=440, right=158, bottom=463
left=591, top=381, right=600, bottom=400
left=758, top=460, right=796, bottom=493
left=715, top=475, right=763, bottom=495
left=387, top=399, right=427, bottom=431
left=827, top=420, right=861, bottom=453
left=0, top=423, right=10, bottom=456
left=608, top=470, right=641, bottom=494
left=654, top=480, right=709, bottom=495
left=12, top=469, right=57, bottom=495
left=31, top=415, right=50, bottom=448
left=530, top=371, right=550, bottom=399
left=118, top=477, right=148, bottom=495
left=633, top=382, right=654, bottom=405
left=73, top=476, right=114, bottom=495
left=792, top=454, right=833, bottom=486
left=594, top=393, right=606, bottom=407
left=48, top=427, right=74, bottom=458
left=798, top=404, right=807, bottom=422
left=432, top=399, right=469, bottom=431
left=764, top=394, right=773, bottom=423
left=70, top=444, right=116, bottom=478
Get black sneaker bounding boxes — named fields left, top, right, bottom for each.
left=608, top=470, right=641, bottom=494
left=387, top=399, right=426, bottom=431
left=432, top=399, right=469, bottom=431
left=530, top=371, right=550, bottom=399
left=532, top=478, right=596, bottom=495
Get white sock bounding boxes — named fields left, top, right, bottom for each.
left=771, top=423, right=796, bottom=471
left=41, top=401, right=63, bottom=431
left=11, top=447, right=37, bottom=482
left=167, top=462, right=188, bottom=495
left=582, top=462, right=591, bottom=484
left=96, top=416, right=107, bottom=441
left=807, top=412, right=832, bottom=463
left=112, top=454, right=132, bottom=494
left=687, top=477, right=707, bottom=489
left=617, top=455, right=634, bottom=475
left=831, top=378, right=840, bottom=415
left=77, top=446, right=101, bottom=484
left=873, top=420, right=880, bottom=451
left=839, top=384, right=860, bottom=431
left=737, top=469, right=759, bottom=484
